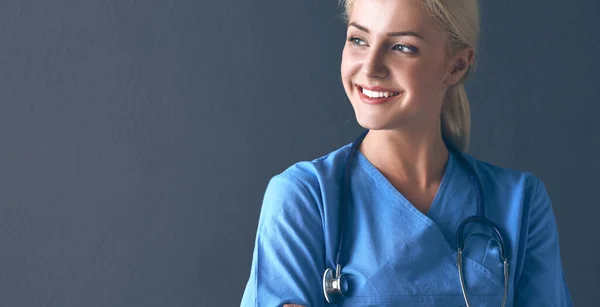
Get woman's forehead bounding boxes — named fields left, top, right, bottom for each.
left=347, top=0, right=442, bottom=38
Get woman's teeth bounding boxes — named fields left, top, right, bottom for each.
left=361, top=88, right=400, bottom=98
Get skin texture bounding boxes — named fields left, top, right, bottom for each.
left=341, top=0, right=473, bottom=214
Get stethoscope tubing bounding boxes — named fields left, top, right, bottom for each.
left=324, top=129, right=509, bottom=305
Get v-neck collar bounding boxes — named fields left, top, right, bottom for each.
left=355, top=149, right=456, bottom=220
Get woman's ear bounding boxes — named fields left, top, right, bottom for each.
left=444, top=47, right=474, bottom=86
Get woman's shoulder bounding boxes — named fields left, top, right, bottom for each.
left=277, top=142, right=351, bottom=183
left=265, top=143, right=353, bottom=200
left=459, top=152, right=547, bottom=200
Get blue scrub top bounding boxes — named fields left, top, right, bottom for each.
left=241, top=142, right=572, bottom=306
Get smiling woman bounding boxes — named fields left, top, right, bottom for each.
left=340, top=0, right=476, bottom=154
left=240, top=0, right=573, bottom=306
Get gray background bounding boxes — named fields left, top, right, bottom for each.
left=0, top=0, right=598, bottom=306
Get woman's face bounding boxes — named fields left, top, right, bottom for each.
left=341, top=0, right=464, bottom=131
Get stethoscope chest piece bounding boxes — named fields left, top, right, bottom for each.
left=322, top=264, right=348, bottom=303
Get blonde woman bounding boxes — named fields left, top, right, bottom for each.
left=241, top=0, right=572, bottom=306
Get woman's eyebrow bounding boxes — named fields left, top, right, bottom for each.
left=348, top=22, right=427, bottom=42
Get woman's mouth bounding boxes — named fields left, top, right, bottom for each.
left=356, top=85, right=402, bottom=105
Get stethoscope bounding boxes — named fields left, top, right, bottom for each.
left=322, top=130, right=509, bottom=307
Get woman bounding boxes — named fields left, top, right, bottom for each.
left=241, top=0, right=572, bottom=306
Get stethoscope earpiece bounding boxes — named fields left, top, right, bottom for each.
left=322, top=264, right=347, bottom=303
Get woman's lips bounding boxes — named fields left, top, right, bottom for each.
left=356, top=85, right=402, bottom=105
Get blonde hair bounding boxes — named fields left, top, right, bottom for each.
left=340, top=0, right=480, bottom=152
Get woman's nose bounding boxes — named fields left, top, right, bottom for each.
left=362, top=48, right=389, bottom=79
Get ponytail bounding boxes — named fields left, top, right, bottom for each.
left=441, top=83, right=471, bottom=152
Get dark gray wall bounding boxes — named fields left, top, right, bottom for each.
left=0, top=0, right=597, bottom=306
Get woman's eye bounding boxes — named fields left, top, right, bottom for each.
left=348, top=37, right=367, bottom=47
left=393, top=44, right=419, bottom=54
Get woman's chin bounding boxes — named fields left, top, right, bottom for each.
left=355, top=116, right=393, bottom=131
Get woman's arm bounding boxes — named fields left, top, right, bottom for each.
left=514, top=179, right=573, bottom=306
left=240, top=173, right=325, bottom=307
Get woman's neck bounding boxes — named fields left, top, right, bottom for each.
left=359, top=126, right=449, bottom=192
